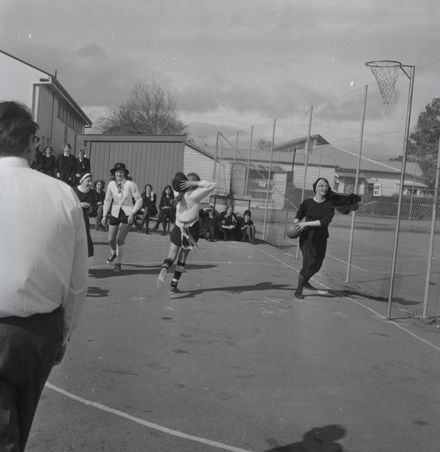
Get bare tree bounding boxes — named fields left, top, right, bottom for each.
left=99, top=82, right=187, bottom=135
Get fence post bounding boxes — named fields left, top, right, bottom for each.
left=213, top=132, right=219, bottom=182
left=244, top=125, right=254, bottom=196
left=296, top=105, right=313, bottom=259
left=422, top=138, right=440, bottom=320
left=234, top=132, right=239, bottom=163
left=346, top=85, right=368, bottom=282
left=284, top=148, right=297, bottom=239
left=262, top=118, right=277, bottom=241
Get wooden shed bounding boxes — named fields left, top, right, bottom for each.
left=77, top=134, right=186, bottom=194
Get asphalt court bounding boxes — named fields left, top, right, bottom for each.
left=27, top=229, right=440, bottom=452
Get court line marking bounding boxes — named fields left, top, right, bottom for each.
left=257, top=248, right=440, bottom=354
left=45, top=383, right=254, bottom=452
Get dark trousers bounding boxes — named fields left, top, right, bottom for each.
left=300, top=239, right=327, bottom=280
left=154, top=210, right=173, bottom=232
left=0, top=308, right=63, bottom=451
left=138, top=208, right=155, bottom=232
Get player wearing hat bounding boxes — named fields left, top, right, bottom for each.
left=102, top=162, right=142, bottom=272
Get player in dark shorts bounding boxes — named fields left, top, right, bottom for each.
left=102, top=162, right=142, bottom=272
left=157, top=172, right=216, bottom=295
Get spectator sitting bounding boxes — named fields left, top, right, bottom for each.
left=137, top=184, right=158, bottom=234
left=240, top=209, right=256, bottom=243
left=199, top=203, right=220, bottom=241
left=220, top=206, right=240, bottom=241
left=94, top=180, right=106, bottom=231
left=152, top=185, right=175, bottom=235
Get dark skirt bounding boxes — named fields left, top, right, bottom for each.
left=83, top=213, right=94, bottom=257
left=170, top=222, right=200, bottom=248
left=109, top=208, right=129, bottom=226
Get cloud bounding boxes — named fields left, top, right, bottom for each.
left=1, top=0, right=439, bottom=161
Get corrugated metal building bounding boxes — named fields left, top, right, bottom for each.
left=77, top=134, right=186, bottom=194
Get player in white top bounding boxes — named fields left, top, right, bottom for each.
left=157, top=172, right=216, bottom=295
left=102, top=162, right=143, bottom=272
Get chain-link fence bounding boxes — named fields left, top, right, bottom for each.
left=212, top=60, right=440, bottom=322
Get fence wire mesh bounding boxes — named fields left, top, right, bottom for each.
left=213, top=60, right=440, bottom=322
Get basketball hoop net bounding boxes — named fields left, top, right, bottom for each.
left=366, top=60, right=402, bottom=105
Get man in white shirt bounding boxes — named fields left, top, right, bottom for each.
left=0, top=101, right=88, bottom=451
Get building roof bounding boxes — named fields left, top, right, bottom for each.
left=197, top=141, right=426, bottom=183
left=0, top=48, right=92, bottom=126
left=273, top=134, right=329, bottom=150
left=82, top=134, right=187, bottom=143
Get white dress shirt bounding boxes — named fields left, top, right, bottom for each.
left=0, top=157, right=88, bottom=344
left=174, top=181, right=216, bottom=227
left=103, top=179, right=143, bottom=218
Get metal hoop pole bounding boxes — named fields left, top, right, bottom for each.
left=346, top=84, right=368, bottom=282
left=387, top=65, right=415, bottom=320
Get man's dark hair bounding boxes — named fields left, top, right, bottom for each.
left=0, top=101, right=38, bottom=156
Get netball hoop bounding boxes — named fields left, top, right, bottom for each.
left=365, top=59, right=416, bottom=319
left=365, top=60, right=403, bottom=105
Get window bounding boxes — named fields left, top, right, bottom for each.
left=373, top=183, right=382, bottom=197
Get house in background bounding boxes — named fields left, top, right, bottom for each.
left=274, top=138, right=428, bottom=198
left=185, top=136, right=428, bottom=210
left=0, top=49, right=91, bottom=152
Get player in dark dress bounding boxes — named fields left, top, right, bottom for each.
left=293, top=178, right=335, bottom=299
left=293, top=177, right=362, bottom=299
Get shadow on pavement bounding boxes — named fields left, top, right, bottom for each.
left=263, top=424, right=346, bottom=451
left=322, top=288, right=420, bottom=308
left=87, top=286, right=110, bottom=298
left=171, top=281, right=292, bottom=299
left=89, top=263, right=218, bottom=279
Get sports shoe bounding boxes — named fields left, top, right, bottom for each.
left=106, top=252, right=117, bottom=264
left=303, top=281, right=316, bottom=290
left=168, top=287, right=182, bottom=297
left=157, top=267, right=167, bottom=287
left=294, top=290, right=304, bottom=300
left=114, top=263, right=122, bottom=272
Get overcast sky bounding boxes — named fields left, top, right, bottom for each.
left=1, top=0, right=439, bottom=157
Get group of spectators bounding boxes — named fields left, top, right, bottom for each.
left=31, top=139, right=90, bottom=186
left=30, top=138, right=257, bottom=243
left=199, top=205, right=256, bottom=243
left=72, top=175, right=258, bottom=244
left=135, top=185, right=257, bottom=243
